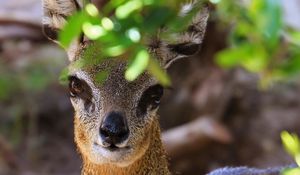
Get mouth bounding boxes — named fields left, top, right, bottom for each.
left=94, top=142, right=131, bottom=153
left=105, top=144, right=130, bottom=152
left=92, top=142, right=132, bottom=164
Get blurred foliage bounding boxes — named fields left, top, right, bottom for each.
left=59, top=0, right=300, bottom=87
left=0, top=56, right=60, bottom=146
left=59, top=0, right=207, bottom=86
left=281, top=131, right=300, bottom=175
left=212, top=0, right=300, bottom=88
left=0, top=60, right=55, bottom=100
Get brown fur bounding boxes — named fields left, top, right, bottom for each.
left=78, top=117, right=169, bottom=175
left=42, top=0, right=209, bottom=174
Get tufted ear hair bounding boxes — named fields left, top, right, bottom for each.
left=42, top=0, right=83, bottom=61
left=148, top=2, right=209, bottom=68
left=42, top=0, right=82, bottom=41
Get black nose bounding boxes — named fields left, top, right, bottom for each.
left=100, top=111, right=129, bottom=146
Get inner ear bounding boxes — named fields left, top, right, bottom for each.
left=168, top=42, right=200, bottom=56
left=43, top=25, right=59, bottom=41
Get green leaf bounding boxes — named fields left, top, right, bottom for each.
left=103, top=45, right=126, bottom=57
left=279, top=52, right=300, bottom=77
left=282, top=167, right=300, bottom=175
left=82, top=22, right=106, bottom=40
left=295, top=154, right=300, bottom=167
left=262, top=0, right=282, bottom=48
left=126, top=28, right=141, bottom=43
left=216, top=47, right=243, bottom=68
left=142, top=6, right=175, bottom=33
left=102, top=0, right=128, bottom=15
left=210, top=0, right=221, bottom=4
left=216, top=44, right=267, bottom=73
left=125, top=48, right=150, bottom=81
left=59, top=68, right=70, bottom=85
left=147, top=58, right=171, bottom=86
left=281, top=131, right=300, bottom=157
left=59, top=11, right=88, bottom=48
left=101, top=17, right=114, bottom=30
left=116, top=0, right=143, bottom=19
left=85, top=3, right=99, bottom=17
left=289, top=30, right=300, bottom=46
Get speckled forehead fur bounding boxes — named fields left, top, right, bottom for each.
left=100, top=64, right=155, bottom=111
left=71, top=57, right=157, bottom=114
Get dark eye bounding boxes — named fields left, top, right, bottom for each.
left=68, top=76, right=95, bottom=112
left=136, top=84, right=164, bottom=117
left=69, top=76, right=84, bottom=97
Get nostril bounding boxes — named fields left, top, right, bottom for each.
left=117, top=130, right=129, bottom=140
left=112, top=128, right=129, bottom=143
left=100, top=127, right=110, bottom=138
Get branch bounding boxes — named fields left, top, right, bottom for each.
left=0, top=26, right=44, bottom=41
left=162, top=117, right=232, bottom=159
left=0, top=1, right=44, bottom=40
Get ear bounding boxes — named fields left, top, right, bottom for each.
left=148, top=3, right=209, bottom=68
left=42, top=0, right=82, bottom=61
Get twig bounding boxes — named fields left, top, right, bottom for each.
left=0, top=26, right=44, bottom=40
left=162, top=117, right=232, bottom=158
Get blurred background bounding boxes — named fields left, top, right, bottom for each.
left=0, top=0, right=300, bottom=174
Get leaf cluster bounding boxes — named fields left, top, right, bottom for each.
left=212, top=0, right=300, bottom=87
left=59, top=0, right=206, bottom=86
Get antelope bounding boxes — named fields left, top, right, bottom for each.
left=42, top=0, right=291, bottom=174
left=42, top=0, right=209, bottom=174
